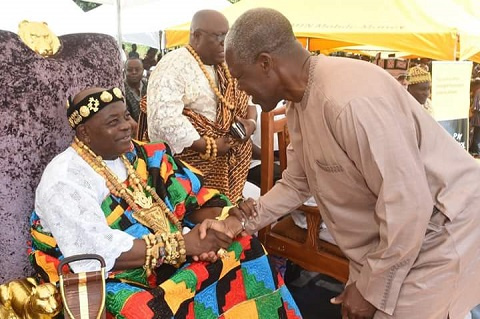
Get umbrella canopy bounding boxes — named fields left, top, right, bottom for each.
left=165, top=0, right=480, bottom=61
left=450, top=0, right=480, bottom=62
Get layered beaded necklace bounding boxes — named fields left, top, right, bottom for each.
left=71, top=137, right=182, bottom=234
left=185, top=44, right=235, bottom=110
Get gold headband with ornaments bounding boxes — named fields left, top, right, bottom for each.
left=66, top=87, right=124, bottom=129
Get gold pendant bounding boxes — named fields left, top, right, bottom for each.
left=132, top=204, right=170, bottom=234
left=133, top=191, right=152, bottom=209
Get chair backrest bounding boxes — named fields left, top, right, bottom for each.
left=260, top=106, right=288, bottom=194
left=0, top=31, right=123, bottom=283
left=258, top=106, right=349, bottom=283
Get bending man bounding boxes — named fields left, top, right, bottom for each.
left=206, top=8, right=480, bottom=319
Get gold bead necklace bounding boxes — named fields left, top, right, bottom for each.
left=71, top=137, right=182, bottom=232
left=185, top=44, right=235, bottom=110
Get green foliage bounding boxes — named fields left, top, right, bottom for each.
left=73, top=0, right=101, bottom=12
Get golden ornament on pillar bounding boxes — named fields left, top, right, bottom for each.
left=18, top=20, right=61, bottom=58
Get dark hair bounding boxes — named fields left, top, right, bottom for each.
left=147, top=47, right=158, bottom=55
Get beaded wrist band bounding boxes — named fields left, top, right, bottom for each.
left=143, top=234, right=157, bottom=277
left=199, top=136, right=217, bottom=161
left=158, top=231, right=186, bottom=267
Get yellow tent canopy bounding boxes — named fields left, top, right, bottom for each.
left=450, top=0, right=480, bottom=63
left=165, top=0, right=480, bottom=62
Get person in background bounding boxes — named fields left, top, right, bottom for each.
left=147, top=10, right=256, bottom=202
left=124, top=58, right=147, bottom=122
left=128, top=43, right=139, bottom=59
left=121, top=43, right=127, bottom=62
left=142, top=47, right=158, bottom=72
left=201, top=8, right=480, bottom=319
left=407, top=65, right=433, bottom=116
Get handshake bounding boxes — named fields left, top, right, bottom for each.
left=188, top=198, right=258, bottom=263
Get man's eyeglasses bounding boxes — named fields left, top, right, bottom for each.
left=196, top=29, right=227, bottom=43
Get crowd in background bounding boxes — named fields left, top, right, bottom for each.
left=122, top=43, right=480, bottom=158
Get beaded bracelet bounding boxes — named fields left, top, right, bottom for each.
left=159, top=231, right=187, bottom=267
left=199, top=136, right=218, bottom=161
left=143, top=234, right=158, bottom=276
left=210, top=137, right=218, bottom=160
left=199, top=136, right=212, bottom=160
left=151, top=239, right=166, bottom=267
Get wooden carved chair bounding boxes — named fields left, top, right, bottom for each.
left=258, top=106, right=349, bottom=283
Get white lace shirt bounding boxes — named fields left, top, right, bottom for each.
left=35, top=147, right=134, bottom=272
left=147, top=47, right=218, bottom=154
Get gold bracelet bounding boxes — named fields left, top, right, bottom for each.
left=143, top=234, right=157, bottom=276
left=216, top=205, right=235, bottom=221
left=152, top=237, right=166, bottom=266
left=162, top=232, right=182, bottom=266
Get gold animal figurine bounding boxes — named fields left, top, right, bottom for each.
left=17, top=20, right=61, bottom=57
left=0, top=277, right=61, bottom=319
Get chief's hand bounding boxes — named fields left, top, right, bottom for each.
left=184, top=225, right=232, bottom=257
left=193, top=251, right=219, bottom=263
left=331, top=282, right=376, bottom=319
left=215, top=136, right=232, bottom=156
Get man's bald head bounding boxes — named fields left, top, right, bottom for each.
left=189, top=10, right=229, bottom=65
left=190, top=10, right=228, bottom=34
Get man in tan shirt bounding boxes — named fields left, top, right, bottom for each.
left=207, top=8, right=480, bottom=319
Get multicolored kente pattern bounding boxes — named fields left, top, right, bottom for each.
left=29, top=141, right=302, bottom=318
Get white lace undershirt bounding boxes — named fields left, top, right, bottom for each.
left=35, top=147, right=134, bottom=272
left=147, top=47, right=218, bottom=154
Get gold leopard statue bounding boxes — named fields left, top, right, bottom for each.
left=0, top=277, right=61, bottom=319
left=17, top=20, right=61, bottom=57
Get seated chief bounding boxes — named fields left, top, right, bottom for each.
left=28, top=87, right=302, bottom=318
